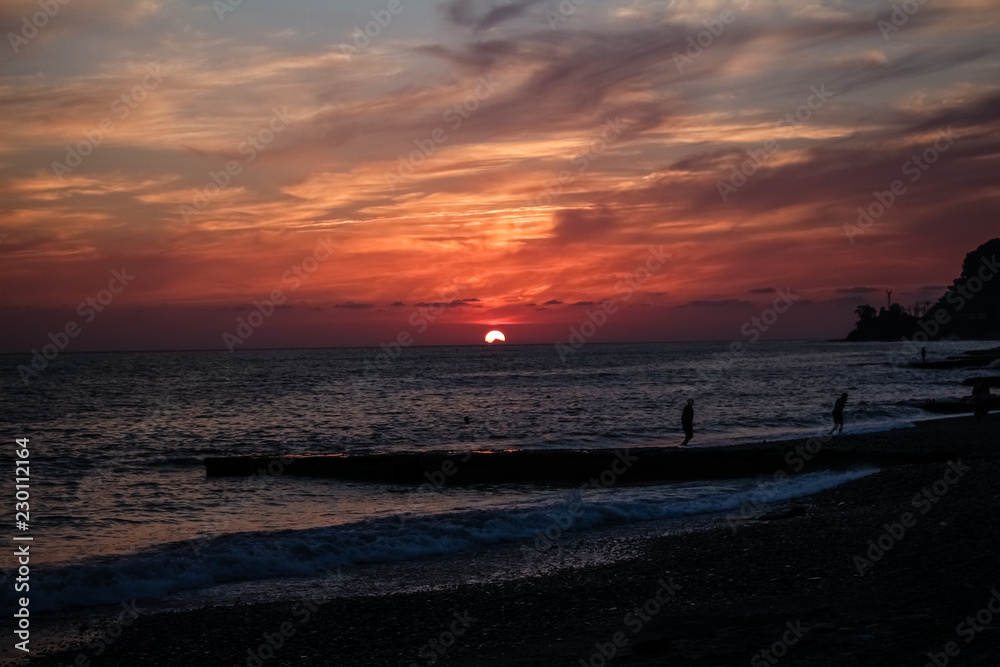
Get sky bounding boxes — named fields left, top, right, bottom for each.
left=1, top=0, right=999, bottom=353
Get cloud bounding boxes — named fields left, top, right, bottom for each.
left=905, top=90, right=1000, bottom=135
left=550, top=207, right=619, bottom=243
left=414, top=299, right=483, bottom=308
left=443, top=0, right=548, bottom=31
left=834, top=287, right=880, bottom=294
left=2, top=0, right=999, bottom=351
left=677, top=299, right=754, bottom=309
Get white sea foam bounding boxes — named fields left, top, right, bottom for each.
left=28, top=468, right=876, bottom=612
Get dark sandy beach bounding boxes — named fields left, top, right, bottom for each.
left=23, top=416, right=1000, bottom=667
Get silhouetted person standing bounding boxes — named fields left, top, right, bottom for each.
left=681, top=398, right=694, bottom=446
left=921, top=347, right=927, bottom=364
left=829, top=393, right=848, bottom=435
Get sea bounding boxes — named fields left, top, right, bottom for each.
left=1, top=340, right=993, bottom=630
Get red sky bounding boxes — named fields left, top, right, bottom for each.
left=1, top=0, right=999, bottom=353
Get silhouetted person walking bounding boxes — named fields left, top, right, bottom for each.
left=829, top=393, right=848, bottom=435
left=681, top=398, right=694, bottom=445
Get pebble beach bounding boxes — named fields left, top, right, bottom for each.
left=22, top=414, right=1000, bottom=667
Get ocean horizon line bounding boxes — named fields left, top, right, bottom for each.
left=0, top=337, right=945, bottom=357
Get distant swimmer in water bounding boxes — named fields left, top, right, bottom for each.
left=681, top=398, right=694, bottom=446
left=829, top=392, right=848, bottom=435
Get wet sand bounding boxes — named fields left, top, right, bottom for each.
left=24, top=416, right=1000, bottom=667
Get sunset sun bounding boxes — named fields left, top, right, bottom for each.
left=485, top=330, right=506, bottom=344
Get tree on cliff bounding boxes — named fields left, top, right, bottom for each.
left=845, top=238, right=1000, bottom=341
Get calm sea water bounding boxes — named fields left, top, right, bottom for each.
left=0, top=340, right=990, bottom=614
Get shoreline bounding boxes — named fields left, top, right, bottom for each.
left=21, top=414, right=1000, bottom=666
